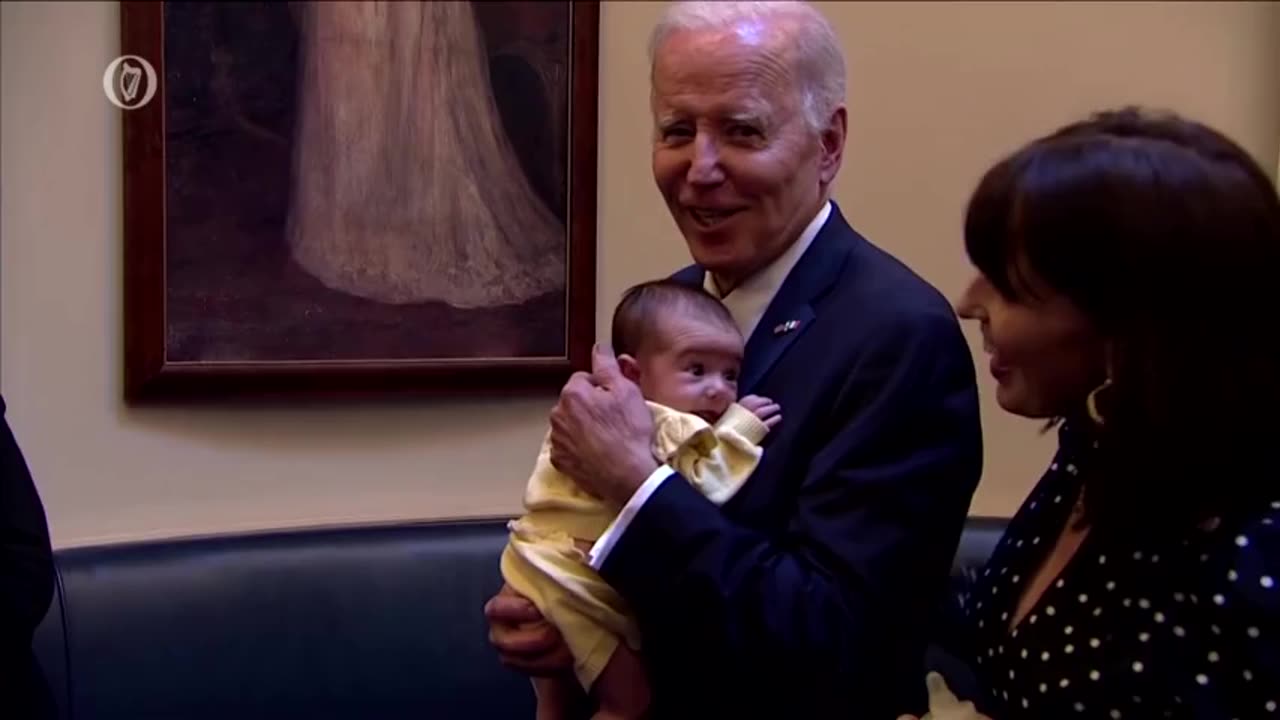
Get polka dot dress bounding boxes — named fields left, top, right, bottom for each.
left=960, top=423, right=1279, bottom=719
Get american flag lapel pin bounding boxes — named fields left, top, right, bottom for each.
left=773, top=319, right=801, bottom=335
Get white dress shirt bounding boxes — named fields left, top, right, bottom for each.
left=587, top=201, right=832, bottom=569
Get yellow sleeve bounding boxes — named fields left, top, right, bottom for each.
left=666, top=403, right=769, bottom=505
left=713, top=402, right=770, bottom=445
left=516, top=429, right=618, bottom=542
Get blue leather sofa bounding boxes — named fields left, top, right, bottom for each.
left=30, top=517, right=1007, bottom=719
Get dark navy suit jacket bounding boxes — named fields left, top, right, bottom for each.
left=0, top=396, right=56, bottom=718
left=598, top=204, right=984, bottom=718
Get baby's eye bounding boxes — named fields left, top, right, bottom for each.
left=725, top=370, right=739, bottom=383
left=688, top=363, right=705, bottom=376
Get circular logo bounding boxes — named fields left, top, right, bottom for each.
left=102, top=55, right=157, bottom=110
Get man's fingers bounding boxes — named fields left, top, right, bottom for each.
left=548, top=443, right=568, bottom=474
left=590, top=343, right=624, bottom=386
left=484, top=592, right=543, bottom=624
left=496, top=640, right=575, bottom=677
left=560, top=370, right=597, bottom=397
left=547, top=436, right=583, bottom=482
left=490, top=622, right=557, bottom=654
left=487, top=609, right=574, bottom=677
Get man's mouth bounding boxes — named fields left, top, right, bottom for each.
left=688, top=207, right=742, bottom=228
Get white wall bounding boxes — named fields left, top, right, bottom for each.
left=3, top=1, right=1277, bottom=548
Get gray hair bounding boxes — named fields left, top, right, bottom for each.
left=647, top=1, right=846, bottom=132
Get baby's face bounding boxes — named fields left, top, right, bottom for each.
left=633, top=316, right=744, bottom=423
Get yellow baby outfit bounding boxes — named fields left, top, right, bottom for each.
left=499, top=401, right=769, bottom=689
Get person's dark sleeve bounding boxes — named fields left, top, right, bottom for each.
left=599, top=310, right=983, bottom=712
left=0, top=397, right=55, bottom=649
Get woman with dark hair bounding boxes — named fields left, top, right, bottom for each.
left=904, top=108, right=1280, bottom=719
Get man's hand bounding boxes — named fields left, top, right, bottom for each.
left=549, top=344, right=658, bottom=506
left=737, top=394, right=782, bottom=430
left=483, top=584, right=574, bottom=676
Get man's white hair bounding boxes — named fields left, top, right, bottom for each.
left=648, top=1, right=846, bottom=132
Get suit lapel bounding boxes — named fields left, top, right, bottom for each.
left=739, top=206, right=855, bottom=394
left=670, top=265, right=705, bottom=288
left=740, top=304, right=815, bottom=394
left=667, top=203, right=858, bottom=394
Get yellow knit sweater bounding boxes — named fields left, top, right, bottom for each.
left=499, top=401, right=769, bottom=689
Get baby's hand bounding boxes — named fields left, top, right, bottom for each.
left=896, top=672, right=990, bottom=720
left=737, top=395, right=781, bottom=430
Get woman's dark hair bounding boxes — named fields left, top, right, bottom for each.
left=965, top=106, right=1280, bottom=534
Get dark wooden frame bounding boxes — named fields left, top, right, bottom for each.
left=120, top=1, right=599, bottom=403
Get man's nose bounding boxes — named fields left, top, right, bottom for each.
left=687, top=134, right=725, bottom=186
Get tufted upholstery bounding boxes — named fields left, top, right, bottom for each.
left=30, top=517, right=1005, bottom=719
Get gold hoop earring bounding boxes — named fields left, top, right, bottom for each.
left=1086, top=379, right=1112, bottom=426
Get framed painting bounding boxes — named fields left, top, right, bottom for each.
left=118, top=1, right=598, bottom=402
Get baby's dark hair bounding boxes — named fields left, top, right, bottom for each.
left=610, top=279, right=739, bottom=357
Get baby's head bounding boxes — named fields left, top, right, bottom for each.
left=610, top=279, right=743, bottom=423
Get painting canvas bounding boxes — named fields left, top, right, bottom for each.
left=120, top=1, right=598, bottom=401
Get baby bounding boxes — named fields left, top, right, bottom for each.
left=500, top=279, right=781, bottom=720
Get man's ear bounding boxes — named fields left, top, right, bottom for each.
left=818, top=105, right=847, bottom=186
left=618, top=353, right=642, bottom=383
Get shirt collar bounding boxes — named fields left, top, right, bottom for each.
left=703, top=201, right=832, bottom=341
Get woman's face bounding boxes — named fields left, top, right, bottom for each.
left=956, top=269, right=1108, bottom=419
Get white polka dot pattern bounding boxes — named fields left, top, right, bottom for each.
left=959, top=428, right=1280, bottom=719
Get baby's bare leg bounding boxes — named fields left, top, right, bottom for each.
left=532, top=675, right=582, bottom=720
left=590, top=643, right=651, bottom=720
left=564, top=538, right=651, bottom=719
left=526, top=537, right=598, bottom=720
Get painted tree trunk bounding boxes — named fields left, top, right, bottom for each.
left=285, top=1, right=565, bottom=308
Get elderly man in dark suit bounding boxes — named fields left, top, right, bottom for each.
left=486, top=2, right=983, bottom=717
left=1, top=395, right=56, bottom=717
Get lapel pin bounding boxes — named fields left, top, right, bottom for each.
left=773, top=319, right=801, bottom=335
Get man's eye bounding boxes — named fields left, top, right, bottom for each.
left=661, top=125, right=693, bottom=140
left=729, top=124, right=762, bottom=138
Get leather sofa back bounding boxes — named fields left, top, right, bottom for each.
left=32, top=517, right=1006, bottom=719
left=947, top=516, right=1006, bottom=581
left=33, top=520, right=535, bottom=719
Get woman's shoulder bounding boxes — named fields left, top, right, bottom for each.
left=1153, top=500, right=1280, bottom=711
left=1079, top=498, right=1280, bottom=715
left=1209, top=499, right=1280, bottom=615
left=1145, top=498, right=1280, bottom=619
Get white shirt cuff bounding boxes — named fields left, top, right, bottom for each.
left=587, top=464, right=676, bottom=570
